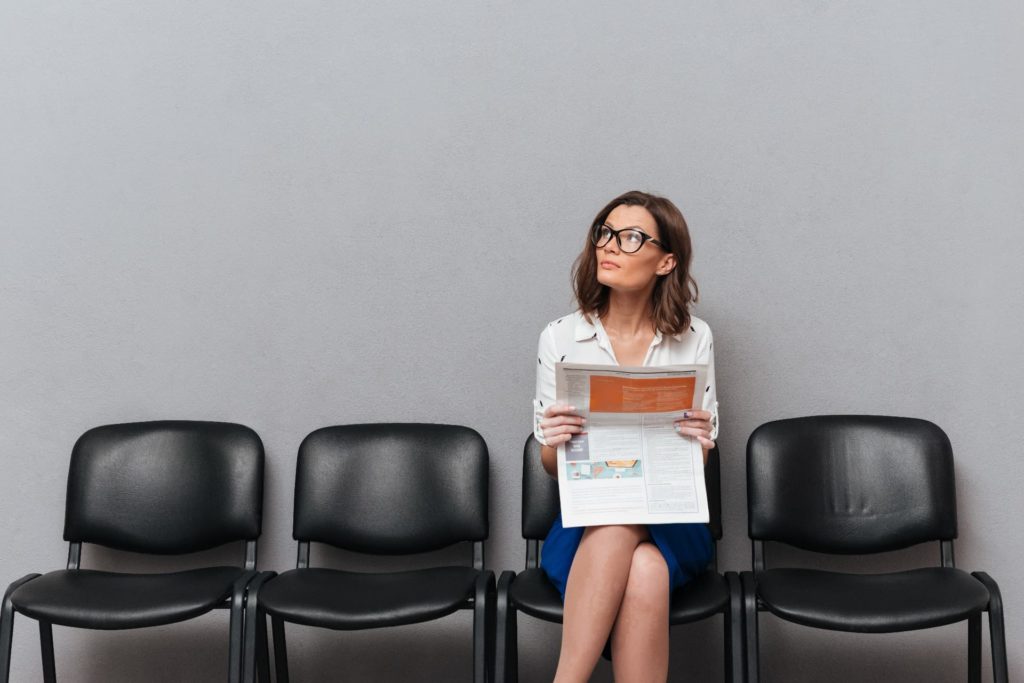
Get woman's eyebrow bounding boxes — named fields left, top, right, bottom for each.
left=603, top=222, right=644, bottom=231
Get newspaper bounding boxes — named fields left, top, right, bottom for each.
left=555, top=362, right=710, bottom=528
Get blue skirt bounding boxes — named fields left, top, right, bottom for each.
left=540, top=514, right=714, bottom=601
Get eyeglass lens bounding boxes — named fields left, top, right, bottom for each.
left=592, top=225, right=647, bottom=253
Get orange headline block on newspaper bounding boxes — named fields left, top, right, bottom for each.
left=588, top=375, right=696, bottom=413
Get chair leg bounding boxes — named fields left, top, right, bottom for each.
left=0, top=603, right=14, bottom=683
left=487, top=579, right=497, bottom=683
left=725, top=572, right=744, bottom=683
left=972, top=572, right=1008, bottom=683
left=1, top=574, right=40, bottom=683
left=741, top=572, right=759, bottom=683
left=271, top=617, right=289, bottom=683
left=495, top=572, right=518, bottom=683
left=38, top=622, right=55, bottom=683
left=968, top=614, right=981, bottom=683
left=509, top=608, right=518, bottom=683
left=255, top=610, right=271, bottom=683
left=241, top=572, right=275, bottom=683
left=472, top=572, right=495, bottom=683
left=228, top=573, right=253, bottom=683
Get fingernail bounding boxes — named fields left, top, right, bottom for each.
left=674, top=424, right=681, bottom=433
left=682, top=411, right=691, bottom=418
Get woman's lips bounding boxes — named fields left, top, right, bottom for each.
left=600, top=260, right=620, bottom=269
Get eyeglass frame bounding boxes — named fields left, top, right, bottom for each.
left=591, top=223, right=668, bottom=253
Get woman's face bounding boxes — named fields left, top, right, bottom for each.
left=595, top=204, right=676, bottom=293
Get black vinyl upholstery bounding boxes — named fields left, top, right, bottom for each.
left=65, top=421, right=264, bottom=554
left=1, top=420, right=265, bottom=683
left=747, top=415, right=956, bottom=554
left=11, top=567, right=248, bottom=630
left=259, top=566, right=481, bottom=630
left=294, top=423, right=488, bottom=554
left=496, top=435, right=743, bottom=683
left=243, top=423, right=494, bottom=683
left=742, top=415, right=1008, bottom=683
left=755, top=567, right=990, bottom=633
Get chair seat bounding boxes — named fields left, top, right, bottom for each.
left=669, top=570, right=731, bottom=623
left=508, top=568, right=729, bottom=625
left=756, top=567, right=990, bottom=633
left=506, top=569, right=564, bottom=622
left=10, top=567, right=246, bottom=630
left=259, top=566, right=481, bottom=630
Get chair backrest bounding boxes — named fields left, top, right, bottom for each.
left=64, top=420, right=265, bottom=555
left=293, top=423, right=488, bottom=555
left=747, top=415, right=957, bottom=555
left=522, top=435, right=723, bottom=541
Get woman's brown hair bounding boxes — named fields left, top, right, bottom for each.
left=572, top=190, right=699, bottom=337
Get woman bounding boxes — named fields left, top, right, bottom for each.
left=533, top=190, right=719, bottom=682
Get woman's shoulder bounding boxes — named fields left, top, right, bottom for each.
left=674, top=314, right=712, bottom=352
left=688, top=314, right=712, bottom=338
left=537, top=311, right=588, bottom=351
left=542, top=310, right=582, bottom=331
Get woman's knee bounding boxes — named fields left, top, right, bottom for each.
left=624, top=543, right=669, bottom=601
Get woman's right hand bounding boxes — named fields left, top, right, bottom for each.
left=540, top=403, right=585, bottom=447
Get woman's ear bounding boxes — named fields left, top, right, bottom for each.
left=656, top=253, right=677, bottom=276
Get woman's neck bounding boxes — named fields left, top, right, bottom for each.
left=601, top=289, right=654, bottom=337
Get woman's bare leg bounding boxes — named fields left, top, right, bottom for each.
left=609, top=542, right=671, bottom=682
left=552, top=524, right=649, bottom=683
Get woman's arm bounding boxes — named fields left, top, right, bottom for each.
left=541, top=444, right=558, bottom=477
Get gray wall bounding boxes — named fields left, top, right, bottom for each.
left=1, top=2, right=1020, bottom=681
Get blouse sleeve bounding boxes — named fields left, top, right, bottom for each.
left=533, top=325, right=558, bottom=446
left=699, top=326, right=720, bottom=440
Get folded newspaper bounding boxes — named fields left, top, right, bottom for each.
left=555, top=362, right=710, bottom=528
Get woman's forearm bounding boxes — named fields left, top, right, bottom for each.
left=541, top=444, right=558, bottom=478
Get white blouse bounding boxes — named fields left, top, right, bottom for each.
left=533, top=310, right=719, bottom=446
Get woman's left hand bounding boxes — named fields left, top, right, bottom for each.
left=674, top=410, right=716, bottom=450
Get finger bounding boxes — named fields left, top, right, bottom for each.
left=698, top=437, right=716, bottom=450
left=543, top=424, right=583, bottom=439
left=674, top=425, right=712, bottom=441
left=678, top=409, right=712, bottom=420
left=540, top=415, right=585, bottom=430
left=674, top=419, right=712, bottom=430
left=544, top=403, right=580, bottom=418
left=547, top=433, right=574, bottom=446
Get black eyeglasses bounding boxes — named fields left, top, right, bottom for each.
left=591, top=224, right=667, bottom=254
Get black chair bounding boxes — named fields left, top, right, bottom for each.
left=0, top=420, right=265, bottom=683
left=494, top=435, right=744, bottom=683
left=741, top=415, right=1008, bottom=682
left=243, top=423, right=495, bottom=683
